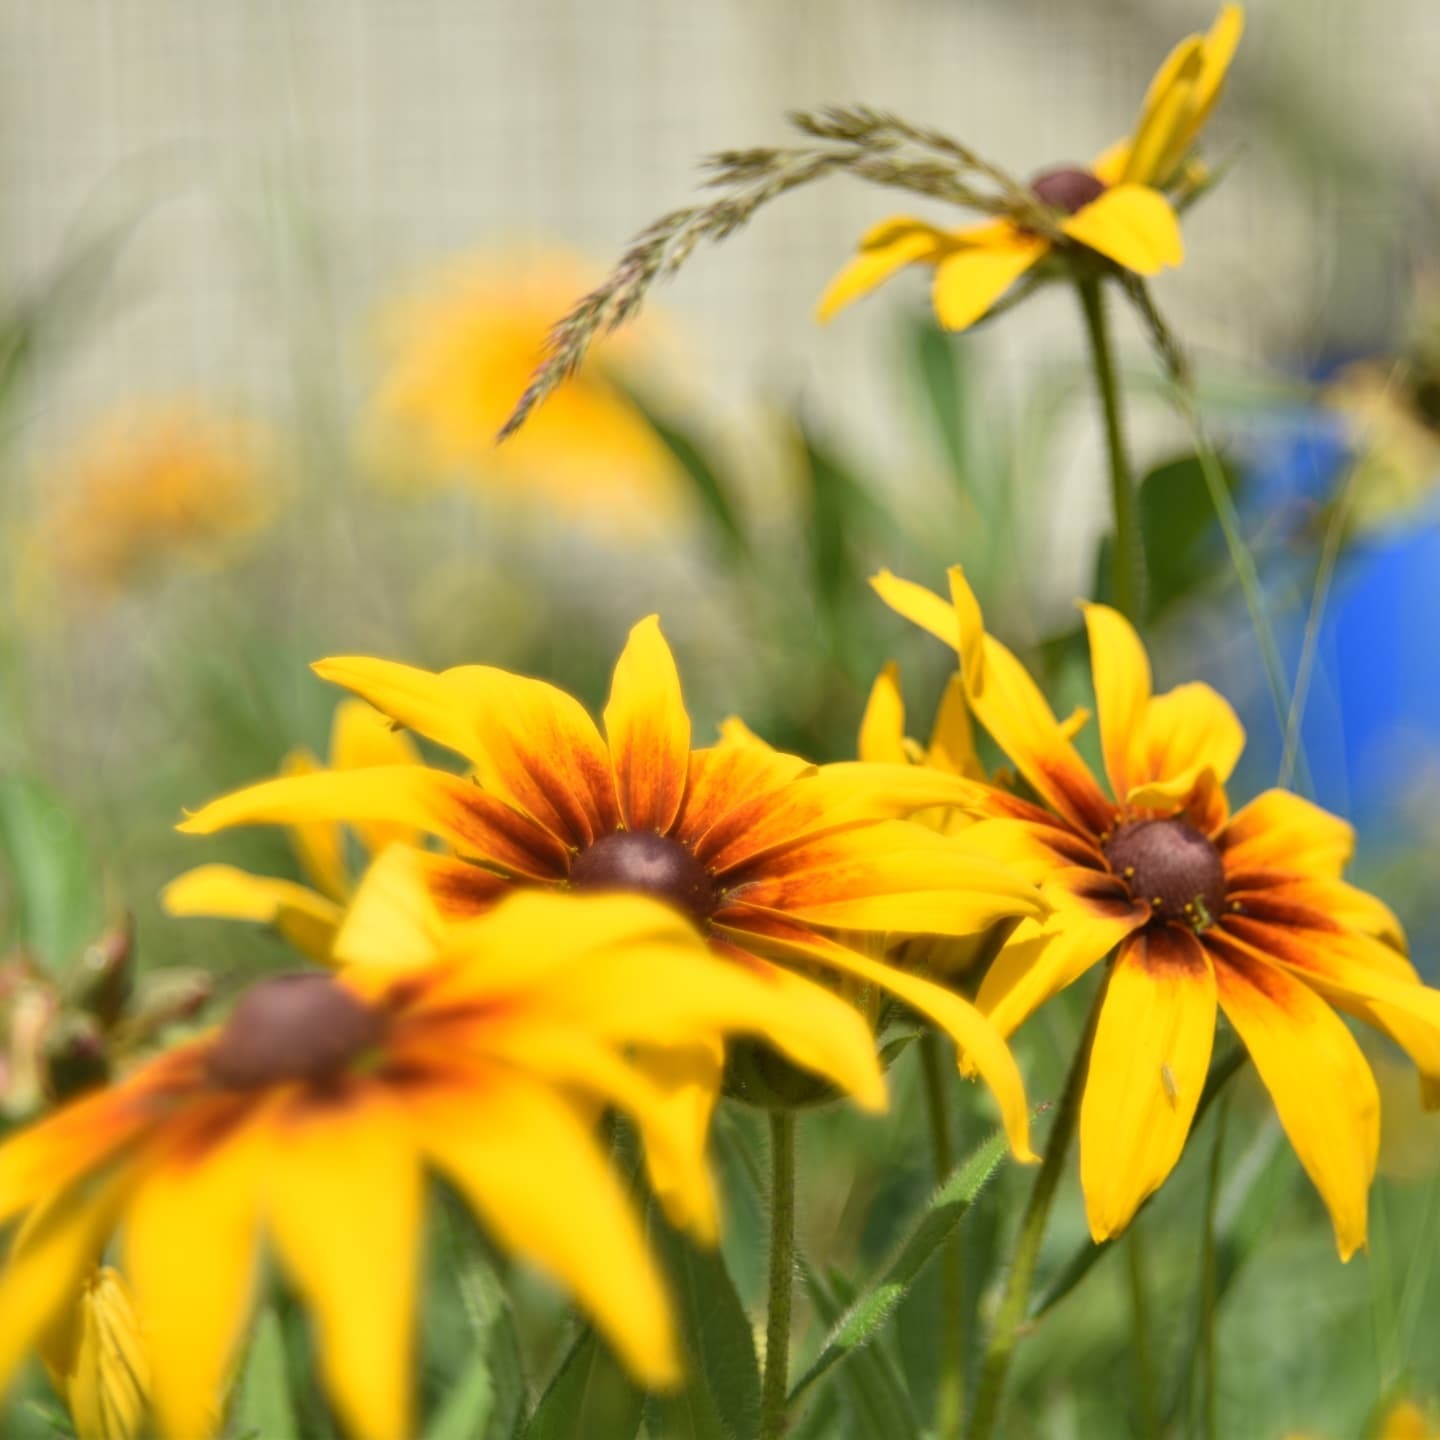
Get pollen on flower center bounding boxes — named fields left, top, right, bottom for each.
left=569, top=830, right=718, bottom=924
left=207, top=973, right=384, bottom=1090
left=1030, top=166, right=1107, bottom=215
left=1104, top=818, right=1226, bottom=929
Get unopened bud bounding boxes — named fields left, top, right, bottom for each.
left=71, top=913, right=135, bottom=1030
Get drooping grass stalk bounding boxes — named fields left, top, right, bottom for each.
left=920, top=1030, right=965, bottom=1440
left=1076, top=274, right=1143, bottom=622
left=761, top=1109, right=798, bottom=1440
left=1199, top=1092, right=1232, bottom=1440
left=967, top=988, right=1103, bottom=1440
left=1127, top=1219, right=1160, bottom=1440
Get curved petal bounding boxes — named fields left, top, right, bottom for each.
left=127, top=1120, right=264, bottom=1440
left=1080, top=926, right=1216, bottom=1241
left=1082, top=602, right=1152, bottom=802
left=604, top=615, right=692, bottom=834
left=280, top=748, right=348, bottom=901
left=161, top=864, right=343, bottom=964
left=927, top=671, right=984, bottom=780
left=1220, top=790, right=1353, bottom=880
left=724, top=916, right=1035, bottom=1162
left=1212, top=949, right=1378, bottom=1261
left=417, top=1071, right=682, bottom=1390
left=264, top=1090, right=423, bottom=1440
left=1060, top=185, right=1184, bottom=276
left=859, top=662, right=908, bottom=765
left=179, top=767, right=569, bottom=882
left=330, top=697, right=424, bottom=858
left=816, top=218, right=950, bottom=323
left=1122, top=38, right=1205, bottom=185
left=1156, top=5, right=1245, bottom=182
left=871, top=569, right=958, bottom=648
left=673, top=742, right=814, bottom=865
left=1129, top=682, right=1245, bottom=816
left=932, top=228, right=1049, bottom=332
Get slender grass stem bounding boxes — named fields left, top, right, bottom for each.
left=1126, top=1219, right=1160, bottom=1440
left=1199, top=1092, right=1232, bottom=1440
left=1076, top=275, right=1143, bottom=622
left=967, top=988, right=1104, bottom=1440
left=920, top=1030, right=965, bottom=1440
left=761, top=1109, right=797, bottom=1440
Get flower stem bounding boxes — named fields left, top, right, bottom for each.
left=1127, top=1219, right=1160, bottom=1440
left=920, top=1030, right=965, bottom=1440
left=967, top=990, right=1102, bottom=1440
left=1200, top=1092, right=1231, bottom=1440
left=1076, top=275, right=1143, bottom=621
left=761, top=1109, right=797, bottom=1440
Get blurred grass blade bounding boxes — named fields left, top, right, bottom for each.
left=521, top=1326, right=644, bottom=1440
left=425, top=1357, right=495, bottom=1440
left=234, top=1308, right=300, bottom=1440
left=645, top=1203, right=761, bottom=1440
left=0, top=776, right=102, bottom=969
left=908, top=313, right=970, bottom=484
left=787, top=1124, right=1009, bottom=1408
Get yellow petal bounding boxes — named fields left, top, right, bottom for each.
left=927, top=671, right=984, bottom=780
left=858, top=662, right=908, bottom=765
left=418, top=1072, right=682, bottom=1390
left=1090, top=139, right=1132, bottom=187
left=931, top=228, right=1050, bottom=332
left=126, top=1123, right=263, bottom=1440
left=1080, top=926, right=1216, bottom=1241
left=42, top=1267, right=149, bottom=1440
left=1132, top=682, right=1245, bottom=799
left=871, top=568, right=959, bottom=648
left=816, top=218, right=949, bottom=323
left=1082, top=602, right=1152, bottom=801
left=604, top=615, right=692, bottom=834
left=1060, top=185, right=1184, bottom=276
left=280, top=748, right=349, bottom=901
left=1213, top=952, right=1378, bottom=1261
left=1161, top=5, right=1245, bottom=182
left=161, top=864, right=343, bottom=964
left=330, top=697, right=424, bottom=858
left=1221, top=789, right=1353, bottom=880
left=1123, top=38, right=1205, bottom=185
left=264, top=1091, right=423, bottom=1440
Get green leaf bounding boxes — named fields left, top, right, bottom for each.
left=521, top=1327, right=644, bottom=1440
left=908, top=313, right=970, bottom=484
left=0, top=776, right=102, bottom=969
left=644, top=1206, right=761, bottom=1440
left=233, top=1308, right=300, bottom=1440
left=425, top=1358, right=495, bottom=1440
left=787, top=1124, right=1010, bottom=1408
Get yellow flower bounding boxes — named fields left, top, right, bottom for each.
left=40, top=1267, right=148, bottom=1440
left=176, top=616, right=1047, bottom=1159
left=32, top=401, right=274, bottom=601
left=818, top=5, right=1242, bottom=332
left=875, top=564, right=1440, bottom=1258
left=0, top=888, right=864, bottom=1439
left=162, top=698, right=421, bottom=961
left=366, top=249, right=683, bottom=531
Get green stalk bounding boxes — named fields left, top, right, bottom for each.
left=761, top=1109, right=797, bottom=1440
left=1200, top=1092, right=1232, bottom=1440
left=1076, top=274, right=1143, bottom=621
left=920, top=1030, right=965, bottom=1440
left=1127, top=1219, right=1160, bottom=1440
left=967, top=989, right=1103, bottom=1440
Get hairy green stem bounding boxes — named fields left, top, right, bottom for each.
left=1077, top=275, right=1143, bottom=622
left=761, top=1109, right=797, bottom=1440
left=920, top=1030, right=965, bottom=1440
left=967, top=989, right=1103, bottom=1440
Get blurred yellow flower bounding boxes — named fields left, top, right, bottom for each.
left=0, top=889, right=834, bottom=1438
left=1285, top=1397, right=1440, bottom=1440
left=818, top=5, right=1242, bottom=331
left=367, top=250, right=684, bottom=531
left=162, top=697, right=421, bottom=961
left=177, top=615, right=1047, bottom=1159
left=33, top=401, right=274, bottom=602
left=876, top=564, right=1440, bottom=1258
left=40, top=1266, right=148, bottom=1440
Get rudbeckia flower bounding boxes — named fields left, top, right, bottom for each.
left=817, top=4, right=1242, bottom=332
left=176, top=616, right=1047, bottom=1159
left=0, top=889, right=876, bottom=1440
left=40, top=1267, right=148, bottom=1440
left=162, top=698, right=421, bottom=961
left=874, top=564, right=1440, bottom=1258
left=365, top=248, right=683, bottom=533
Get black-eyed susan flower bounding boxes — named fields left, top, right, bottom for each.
left=176, top=616, right=1047, bottom=1159
left=29, top=401, right=274, bottom=602
left=874, top=564, right=1440, bottom=1258
left=162, top=698, right=421, bottom=961
left=365, top=248, right=683, bottom=532
left=817, top=5, right=1242, bottom=332
left=0, top=889, right=881, bottom=1440
left=39, top=1266, right=148, bottom=1440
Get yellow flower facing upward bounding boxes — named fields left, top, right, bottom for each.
left=875, top=565, right=1440, bottom=1259
left=33, top=401, right=274, bottom=602
left=177, top=616, right=1048, bottom=1160
left=162, top=698, right=421, bottom=961
left=818, top=5, right=1242, bottom=332
left=40, top=1267, right=148, bottom=1440
left=0, top=888, right=864, bottom=1440
left=366, top=249, right=683, bottom=531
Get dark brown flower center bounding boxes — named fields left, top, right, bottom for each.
left=1104, top=818, right=1226, bottom=929
left=1030, top=166, right=1107, bottom=215
left=207, top=973, right=384, bottom=1090
left=569, top=830, right=718, bottom=924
